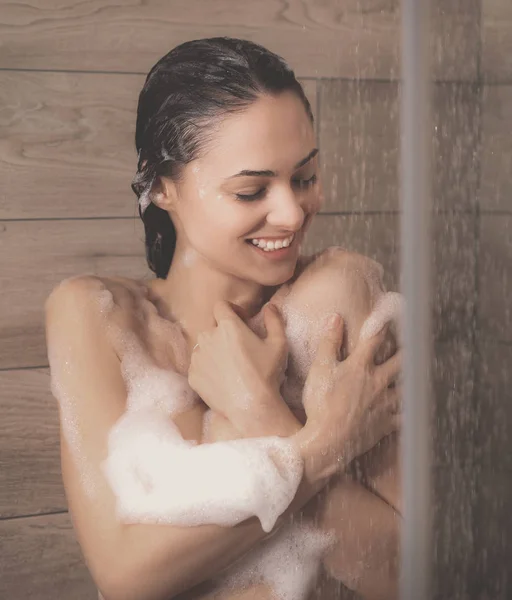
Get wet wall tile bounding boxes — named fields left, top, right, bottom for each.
left=318, top=80, right=399, bottom=213
left=303, top=213, right=476, bottom=343
left=475, top=341, right=512, bottom=470
left=432, top=340, right=476, bottom=467
left=318, top=81, right=480, bottom=213
left=0, top=0, right=480, bottom=81
left=431, top=0, right=481, bottom=82
left=478, top=215, right=512, bottom=342
left=472, top=469, right=512, bottom=599
left=431, top=464, right=478, bottom=600
left=482, top=0, right=512, bottom=83
left=480, top=86, right=512, bottom=212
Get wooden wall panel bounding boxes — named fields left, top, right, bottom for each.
left=0, top=0, right=480, bottom=81
left=0, top=369, right=66, bottom=518
left=0, top=72, right=316, bottom=220
left=480, top=86, right=512, bottom=212
left=479, top=215, right=512, bottom=343
left=0, top=512, right=96, bottom=600
left=318, top=80, right=480, bottom=213
left=0, top=71, right=142, bottom=220
left=0, top=219, right=149, bottom=369
left=482, top=0, right=512, bottom=82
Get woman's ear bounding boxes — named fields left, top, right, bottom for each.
left=151, top=176, right=179, bottom=212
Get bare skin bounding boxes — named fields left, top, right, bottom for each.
left=47, top=91, right=401, bottom=600
left=54, top=247, right=400, bottom=600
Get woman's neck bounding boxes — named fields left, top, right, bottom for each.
left=149, top=251, right=275, bottom=350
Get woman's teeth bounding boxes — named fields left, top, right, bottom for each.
left=249, top=234, right=295, bottom=252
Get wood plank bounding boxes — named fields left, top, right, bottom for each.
left=0, top=71, right=315, bottom=220
left=479, top=215, right=512, bottom=342
left=482, top=0, right=512, bottom=82
left=319, top=80, right=480, bottom=213
left=0, top=0, right=479, bottom=81
left=0, top=368, right=67, bottom=518
left=475, top=341, right=512, bottom=469
left=0, top=512, right=97, bottom=600
left=472, top=466, right=512, bottom=598
left=480, top=85, right=512, bottom=212
left=0, top=218, right=149, bottom=369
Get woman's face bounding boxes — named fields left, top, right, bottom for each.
left=167, top=90, right=322, bottom=287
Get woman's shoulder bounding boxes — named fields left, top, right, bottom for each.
left=294, top=247, right=384, bottom=285
left=46, top=274, right=149, bottom=311
left=44, top=274, right=163, bottom=367
left=45, top=274, right=152, bottom=329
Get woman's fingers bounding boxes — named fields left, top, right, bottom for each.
left=262, top=303, right=287, bottom=346
left=375, top=349, right=402, bottom=391
left=212, top=299, right=245, bottom=326
left=381, top=383, right=402, bottom=416
left=314, top=314, right=344, bottom=364
left=353, top=322, right=390, bottom=365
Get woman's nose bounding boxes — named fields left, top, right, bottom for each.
left=266, top=188, right=305, bottom=232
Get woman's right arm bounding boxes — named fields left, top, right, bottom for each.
left=45, top=276, right=330, bottom=600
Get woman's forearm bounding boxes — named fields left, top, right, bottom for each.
left=318, top=476, right=401, bottom=600
left=106, top=409, right=329, bottom=600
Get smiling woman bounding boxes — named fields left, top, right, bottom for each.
left=45, top=37, right=402, bottom=600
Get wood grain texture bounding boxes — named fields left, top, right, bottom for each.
left=0, top=71, right=315, bottom=220
left=0, top=512, right=97, bottom=600
left=482, top=0, right=512, bottom=82
left=318, top=80, right=481, bottom=213
left=304, top=212, right=476, bottom=343
left=475, top=341, right=512, bottom=469
left=472, top=464, right=512, bottom=599
left=0, top=368, right=66, bottom=518
left=480, top=85, right=512, bottom=212
left=478, top=215, right=512, bottom=342
left=431, top=463, right=479, bottom=600
left=0, top=0, right=479, bottom=81
left=0, top=71, right=143, bottom=220
left=0, top=218, right=149, bottom=369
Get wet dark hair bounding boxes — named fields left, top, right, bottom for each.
left=131, top=37, right=314, bottom=279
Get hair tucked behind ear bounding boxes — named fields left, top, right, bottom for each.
left=132, top=37, right=314, bottom=279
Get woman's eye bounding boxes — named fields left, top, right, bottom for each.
left=293, top=174, right=318, bottom=189
left=236, top=188, right=266, bottom=201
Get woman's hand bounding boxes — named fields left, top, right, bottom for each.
left=294, top=314, right=402, bottom=480
left=188, top=300, right=290, bottom=435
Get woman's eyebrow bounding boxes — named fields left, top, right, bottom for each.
left=228, top=148, right=319, bottom=179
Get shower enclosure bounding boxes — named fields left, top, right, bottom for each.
left=0, top=1, right=510, bottom=599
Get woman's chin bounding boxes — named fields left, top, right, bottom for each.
left=258, top=263, right=298, bottom=287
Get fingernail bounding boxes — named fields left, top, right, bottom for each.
left=326, top=314, right=340, bottom=327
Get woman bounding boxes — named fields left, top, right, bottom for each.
left=45, top=38, right=402, bottom=600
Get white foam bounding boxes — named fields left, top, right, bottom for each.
left=359, top=291, right=403, bottom=342
left=98, top=334, right=304, bottom=532
left=218, top=521, right=335, bottom=599
left=119, top=347, right=197, bottom=415
left=102, top=406, right=303, bottom=532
